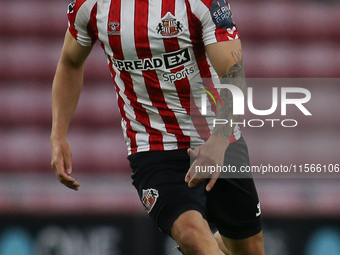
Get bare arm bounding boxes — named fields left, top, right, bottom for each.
left=206, top=39, right=246, bottom=141
left=186, top=39, right=246, bottom=191
left=51, top=30, right=93, bottom=190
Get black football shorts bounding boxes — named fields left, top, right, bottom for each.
left=128, top=136, right=262, bottom=239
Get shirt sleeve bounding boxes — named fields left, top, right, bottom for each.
left=191, top=0, right=240, bottom=46
left=67, top=0, right=97, bottom=47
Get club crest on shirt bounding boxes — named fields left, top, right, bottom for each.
left=156, top=12, right=184, bottom=37
left=108, top=22, right=120, bottom=35
left=142, top=188, right=159, bottom=213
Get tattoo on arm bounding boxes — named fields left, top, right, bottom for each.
left=212, top=50, right=246, bottom=140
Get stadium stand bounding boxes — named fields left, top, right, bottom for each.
left=0, top=0, right=339, bottom=216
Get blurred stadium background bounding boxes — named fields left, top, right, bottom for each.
left=1, top=0, right=340, bottom=254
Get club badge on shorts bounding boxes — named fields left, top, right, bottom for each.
left=142, top=189, right=159, bottom=213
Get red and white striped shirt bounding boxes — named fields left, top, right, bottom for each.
left=68, top=0, right=241, bottom=154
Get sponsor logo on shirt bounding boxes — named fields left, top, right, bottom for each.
left=112, top=48, right=191, bottom=71
left=162, top=67, right=194, bottom=83
left=156, top=12, right=184, bottom=37
left=210, top=0, right=235, bottom=29
left=163, top=49, right=190, bottom=69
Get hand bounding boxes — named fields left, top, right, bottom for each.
left=51, top=139, right=80, bottom=191
left=185, top=136, right=229, bottom=191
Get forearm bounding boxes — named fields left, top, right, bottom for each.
left=212, top=50, right=246, bottom=141
left=50, top=30, right=91, bottom=190
left=51, top=59, right=84, bottom=141
left=186, top=52, right=246, bottom=189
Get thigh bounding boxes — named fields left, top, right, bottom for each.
left=129, top=149, right=208, bottom=236
left=222, top=231, right=265, bottom=255
left=172, top=210, right=221, bottom=255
